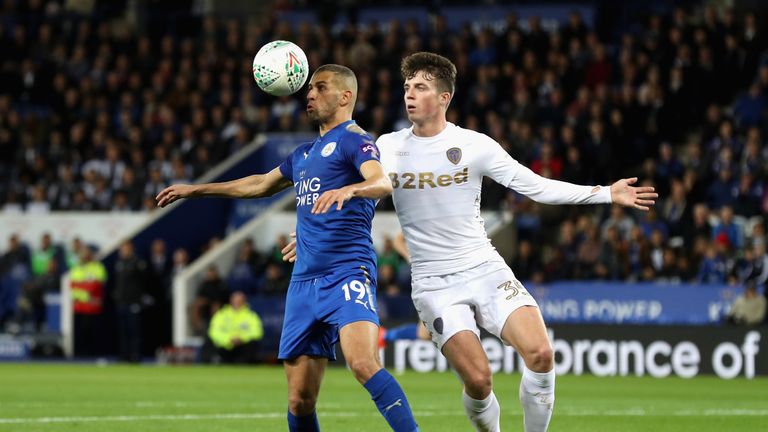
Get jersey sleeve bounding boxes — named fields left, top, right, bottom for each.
left=278, top=151, right=295, bottom=182
left=481, top=136, right=612, bottom=205
left=340, top=133, right=381, bottom=172
left=479, top=136, right=519, bottom=187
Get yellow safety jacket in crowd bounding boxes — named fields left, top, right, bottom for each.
left=208, top=305, right=264, bottom=350
left=71, top=261, right=107, bottom=314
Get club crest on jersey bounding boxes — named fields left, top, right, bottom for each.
left=321, top=142, right=336, bottom=157
left=446, top=147, right=462, bottom=165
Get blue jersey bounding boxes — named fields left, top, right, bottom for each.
left=279, top=120, right=381, bottom=281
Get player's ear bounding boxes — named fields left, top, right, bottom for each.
left=340, top=89, right=353, bottom=107
left=440, top=91, right=452, bottom=109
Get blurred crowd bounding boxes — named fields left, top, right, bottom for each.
left=1, top=2, right=768, bottom=327
left=0, top=226, right=419, bottom=337
left=0, top=3, right=763, bottom=207
left=0, top=230, right=295, bottom=356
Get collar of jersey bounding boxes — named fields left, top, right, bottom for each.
left=311, top=120, right=356, bottom=154
left=317, top=120, right=356, bottom=141
left=408, top=122, right=455, bottom=142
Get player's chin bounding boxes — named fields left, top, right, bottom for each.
left=307, top=111, right=328, bottom=124
left=405, top=112, right=420, bottom=123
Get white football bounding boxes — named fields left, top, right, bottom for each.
left=252, top=40, right=309, bottom=96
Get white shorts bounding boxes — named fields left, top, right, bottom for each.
left=411, top=260, right=539, bottom=351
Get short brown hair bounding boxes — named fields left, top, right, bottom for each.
left=313, top=64, right=358, bottom=94
left=401, top=52, right=457, bottom=95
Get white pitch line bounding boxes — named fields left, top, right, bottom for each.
left=0, top=409, right=766, bottom=424
left=0, top=413, right=287, bottom=425
left=551, top=409, right=768, bottom=417
left=695, top=409, right=768, bottom=416
left=0, top=401, right=350, bottom=409
left=0, top=411, right=453, bottom=425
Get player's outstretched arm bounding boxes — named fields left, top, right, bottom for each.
left=609, top=177, right=657, bottom=211
left=155, top=167, right=292, bottom=208
left=500, top=155, right=658, bottom=208
left=311, top=160, right=392, bottom=214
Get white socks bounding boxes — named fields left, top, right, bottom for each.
left=519, top=367, right=556, bottom=432
left=461, top=367, right=555, bottom=432
left=462, top=390, right=500, bottom=432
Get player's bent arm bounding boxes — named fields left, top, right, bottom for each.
left=310, top=160, right=392, bottom=214
left=156, top=167, right=292, bottom=207
left=351, top=160, right=393, bottom=200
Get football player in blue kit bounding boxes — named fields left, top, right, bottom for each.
left=156, top=64, right=419, bottom=432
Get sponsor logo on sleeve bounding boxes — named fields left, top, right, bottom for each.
left=360, top=141, right=380, bottom=158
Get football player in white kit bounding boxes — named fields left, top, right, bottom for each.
left=376, top=52, right=658, bottom=432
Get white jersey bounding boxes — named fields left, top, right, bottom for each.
left=377, top=122, right=612, bottom=280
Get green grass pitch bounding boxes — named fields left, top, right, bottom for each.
left=0, top=364, right=765, bottom=431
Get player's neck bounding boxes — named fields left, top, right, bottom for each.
left=412, top=117, right=447, bottom=138
left=318, top=113, right=352, bottom=137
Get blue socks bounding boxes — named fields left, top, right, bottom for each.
left=363, top=368, right=419, bottom=432
left=287, top=410, right=319, bottom=432
left=384, top=323, right=419, bottom=342
left=287, top=369, right=418, bottom=432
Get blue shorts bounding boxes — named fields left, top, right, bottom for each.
left=278, top=270, right=379, bottom=361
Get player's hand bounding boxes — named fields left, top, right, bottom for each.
left=281, top=232, right=297, bottom=263
left=312, top=186, right=354, bottom=214
left=610, top=177, right=658, bottom=211
left=393, top=232, right=411, bottom=263
left=156, top=184, right=196, bottom=208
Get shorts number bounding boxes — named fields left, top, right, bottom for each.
left=497, top=279, right=529, bottom=300
left=342, top=280, right=376, bottom=311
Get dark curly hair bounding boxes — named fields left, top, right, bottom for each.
left=400, top=52, right=457, bottom=96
